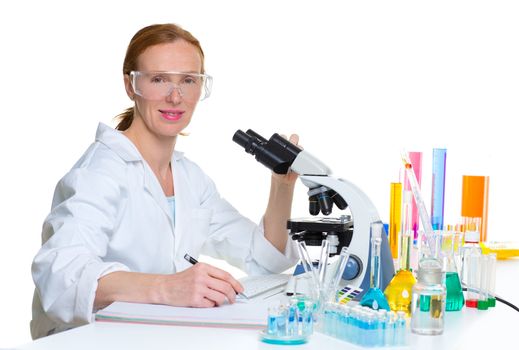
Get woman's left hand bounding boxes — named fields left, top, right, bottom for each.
left=271, top=134, right=300, bottom=186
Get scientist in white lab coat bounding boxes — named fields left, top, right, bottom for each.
left=31, top=23, right=299, bottom=339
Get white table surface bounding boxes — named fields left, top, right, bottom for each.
left=17, top=259, right=519, bottom=350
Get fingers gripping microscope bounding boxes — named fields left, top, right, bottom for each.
left=233, top=130, right=394, bottom=297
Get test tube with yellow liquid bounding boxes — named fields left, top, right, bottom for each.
left=389, top=183, right=402, bottom=261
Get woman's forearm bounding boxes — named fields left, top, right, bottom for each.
left=94, top=271, right=164, bottom=310
left=263, top=176, right=296, bottom=253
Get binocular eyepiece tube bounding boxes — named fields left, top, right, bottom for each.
left=232, top=129, right=302, bottom=174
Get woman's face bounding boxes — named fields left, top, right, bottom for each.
left=125, top=40, right=203, bottom=138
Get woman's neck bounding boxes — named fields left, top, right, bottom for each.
left=123, top=120, right=176, bottom=177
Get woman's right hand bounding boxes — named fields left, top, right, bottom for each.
left=156, top=262, right=244, bottom=307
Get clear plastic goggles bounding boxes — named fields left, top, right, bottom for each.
left=130, top=71, right=213, bottom=101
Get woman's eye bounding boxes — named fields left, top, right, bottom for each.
left=151, top=76, right=167, bottom=83
left=183, top=76, right=198, bottom=85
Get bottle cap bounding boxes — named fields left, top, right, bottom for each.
left=477, top=300, right=489, bottom=310
left=417, top=258, right=443, bottom=284
left=466, top=299, right=478, bottom=308
left=488, top=297, right=496, bottom=307
left=465, top=229, right=480, bottom=243
left=371, top=222, right=383, bottom=240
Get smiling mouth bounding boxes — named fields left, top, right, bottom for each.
left=159, top=110, right=184, bottom=121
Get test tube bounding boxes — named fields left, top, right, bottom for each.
left=465, top=254, right=481, bottom=308
left=328, top=246, right=350, bottom=302
left=317, top=239, right=330, bottom=286
left=267, top=306, right=278, bottom=335
left=387, top=311, right=396, bottom=346
left=486, top=253, right=497, bottom=307
left=395, top=311, right=407, bottom=346
left=402, top=151, right=423, bottom=244
left=400, top=191, right=413, bottom=270
left=296, top=240, right=319, bottom=297
left=431, top=148, right=447, bottom=230
left=371, top=222, right=383, bottom=289
left=389, top=183, right=402, bottom=260
left=287, top=302, right=298, bottom=335
left=302, top=300, right=314, bottom=335
left=477, top=255, right=489, bottom=310
left=401, top=151, right=435, bottom=257
left=377, top=310, right=388, bottom=347
left=276, top=305, right=287, bottom=335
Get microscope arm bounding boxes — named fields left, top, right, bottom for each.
left=298, top=175, right=381, bottom=288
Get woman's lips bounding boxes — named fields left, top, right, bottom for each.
left=159, top=109, right=184, bottom=121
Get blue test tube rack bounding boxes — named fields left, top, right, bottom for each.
left=320, top=303, right=408, bottom=347
left=260, top=296, right=316, bottom=345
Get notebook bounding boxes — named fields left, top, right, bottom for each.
left=95, top=300, right=269, bottom=330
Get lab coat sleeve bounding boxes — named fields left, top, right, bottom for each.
left=197, top=171, right=299, bottom=275
left=32, top=168, right=130, bottom=328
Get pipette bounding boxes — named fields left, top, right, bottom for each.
left=400, top=150, right=435, bottom=257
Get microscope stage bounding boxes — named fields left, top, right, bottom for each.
left=287, top=217, right=353, bottom=233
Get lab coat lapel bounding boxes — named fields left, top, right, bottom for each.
left=170, top=153, right=200, bottom=264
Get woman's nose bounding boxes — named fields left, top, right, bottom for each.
left=166, top=86, right=183, bottom=103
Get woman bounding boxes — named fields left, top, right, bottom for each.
left=31, top=23, right=299, bottom=339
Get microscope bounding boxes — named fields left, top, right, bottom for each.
left=233, top=129, right=394, bottom=297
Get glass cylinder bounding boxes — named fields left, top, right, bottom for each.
left=431, top=148, right=447, bottom=230
left=389, top=183, right=402, bottom=260
left=403, top=151, right=422, bottom=245
left=411, top=258, right=446, bottom=335
left=461, top=175, right=490, bottom=242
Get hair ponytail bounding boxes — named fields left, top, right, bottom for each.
left=115, top=107, right=134, bottom=131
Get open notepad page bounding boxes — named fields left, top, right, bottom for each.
left=95, top=300, right=269, bottom=329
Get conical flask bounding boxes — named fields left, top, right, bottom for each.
left=440, top=229, right=464, bottom=311
left=384, top=230, right=416, bottom=316
left=360, top=222, right=391, bottom=311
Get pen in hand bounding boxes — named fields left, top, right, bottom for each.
left=183, top=254, right=246, bottom=299
left=184, top=253, right=199, bottom=265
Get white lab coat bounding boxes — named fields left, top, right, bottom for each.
left=31, top=123, right=298, bottom=339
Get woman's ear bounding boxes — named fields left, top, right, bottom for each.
left=124, top=74, right=135, bottom=100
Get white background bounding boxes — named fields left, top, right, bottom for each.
left=1, top=0, right=518, bottom=347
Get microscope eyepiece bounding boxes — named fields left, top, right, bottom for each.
left=232, top=129, right=302, bottom=174
left=232, top=130, right=258, bottom=154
